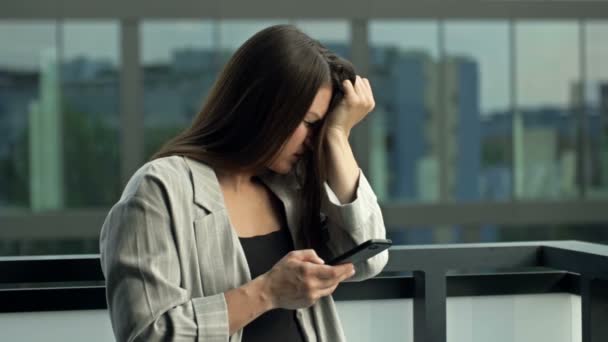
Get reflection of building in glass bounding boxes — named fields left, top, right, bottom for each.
left=144, top=48, right=218, bottom=128
left=61, top=51, right=215, bottom=129
left=371, top=48, right=433, bottom=201
left=369, top=46, right=481, bottom=202
left=0, top=73, right=38, bottom=157
left=447, top=56, right=481, bottom=202
left=479, top=113, right=512, bottom=200
left=484, top=105, right=602, bottom=199
left=0, top=70, right=38, bottom=206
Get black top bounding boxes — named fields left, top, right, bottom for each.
left=238, top=227, right=306, bottom=342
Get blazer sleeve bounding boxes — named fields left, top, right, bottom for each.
left=320, top=169, right=389, bottom=282
left=99, top=173, right=229, bottom=342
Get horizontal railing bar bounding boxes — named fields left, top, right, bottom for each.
left=2, top=241, right=606, bottom=283
left=542, top=241, right=608, bottom=280
left=384, top=242, right=542, bottom=272
left=0, top=286, right=107, bottom=313
left=0, top=255, right=103, bottom=284
left=0, top=271, right=580, bottom=313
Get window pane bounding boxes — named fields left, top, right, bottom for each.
left=369, top=21, right=439, bottom=203
left=515, top=22, right=580, bottom=199
left=142, top=21, right=217, bottom=159
left=0, top=21, right=56, bottom=209
left=293, top=20, right=351, bottom=58
left=62, top=21, right=120, bottom=208
left=445, top=21, right=511, bottom=202
left=0, top=21, right=120, bottom=211
left=218, top=20, right=287, bottom=65
left=586, top=22, right=608, bottom=198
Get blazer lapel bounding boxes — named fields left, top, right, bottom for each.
left=184, top=157, right=223, bottom=214
left=183, top=157, right=251, bottom=294
left=259, top=171, right=304, bottom=250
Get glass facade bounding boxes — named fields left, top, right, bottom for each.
left=1, top=18, right=607, bottom=255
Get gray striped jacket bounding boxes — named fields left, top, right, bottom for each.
left=100, top=155, right=388, bottom=342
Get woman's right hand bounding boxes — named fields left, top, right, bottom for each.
left=260, top=249, right=355, bottom=310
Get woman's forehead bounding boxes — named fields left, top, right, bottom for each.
left=307, top=86, right=332, bottom=118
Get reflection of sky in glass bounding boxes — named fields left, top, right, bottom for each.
left=370, top=21, right=438, bottom=58
left=142, top=21, right=215, bottom=64
left=293, top=20, right=349, bottom=42
left=516, top=21, right=579, bottom=108
left=63, top=22, right=119, bottom=64
left=445, top=21, right=510, bottom=113
left=218, top=20, right=287, bottom=49
left=0, top=21, right=56, bottom=70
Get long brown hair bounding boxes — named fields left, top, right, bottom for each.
left=153, top=25, right=355, bottom=254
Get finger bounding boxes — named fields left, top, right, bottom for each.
left=316, top=282, right=340, bottom=298
left=357, top=77, right=369, bottom=100
left=353, top=75, right=366, bottom=96
left=310, top=272, right=346, bottom=291
left=307, top=263, right=354, bottom=281
left=294, top=264, right=338, bottom=292
left=290, top=249, right=324, bottom=265
left=356, top=77, right=371, bottom=103
left=335, top=263, right=356, bottom=280
left=362, top=78, right=375, bottom=109
left=354, top=76, right=370, bottom=108
left=303, top=264, right=355, bottom=293
left=320, top=265, right=356, bottom=288
left=362, top=78, right=372, bottom=98
left=342, top=79, right=356, bottom=101
left=310, top=275, right=341, bottom=291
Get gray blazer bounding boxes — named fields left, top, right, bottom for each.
left=100, top=155, right=388, bottom=342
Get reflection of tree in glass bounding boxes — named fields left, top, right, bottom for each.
left=63, top=104, right=121, bottom=207
left=482, top=137, right=509, bottom=166
left=145, top=124, right=187, bottom=160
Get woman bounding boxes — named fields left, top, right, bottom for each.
left=100, top=24, right=388, bottom=342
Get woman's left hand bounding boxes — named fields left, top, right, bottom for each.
left=325, top=75, right=375, bottom=138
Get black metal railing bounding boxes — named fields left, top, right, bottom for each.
left=1, top=241, right=607, bottom=342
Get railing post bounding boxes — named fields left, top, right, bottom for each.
left=581, top=276, right=608, bottom=342
left=413, top=270, right=446, bottom=342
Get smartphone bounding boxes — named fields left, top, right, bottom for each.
left=327, top=239, right=392, bottom=266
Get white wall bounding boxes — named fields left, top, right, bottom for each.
left=337, top=293, right=581, bottom=342
left=0, top=294, right=581, bottom=342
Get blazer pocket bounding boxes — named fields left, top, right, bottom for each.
left=193, top=212, right=239, bottom=296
